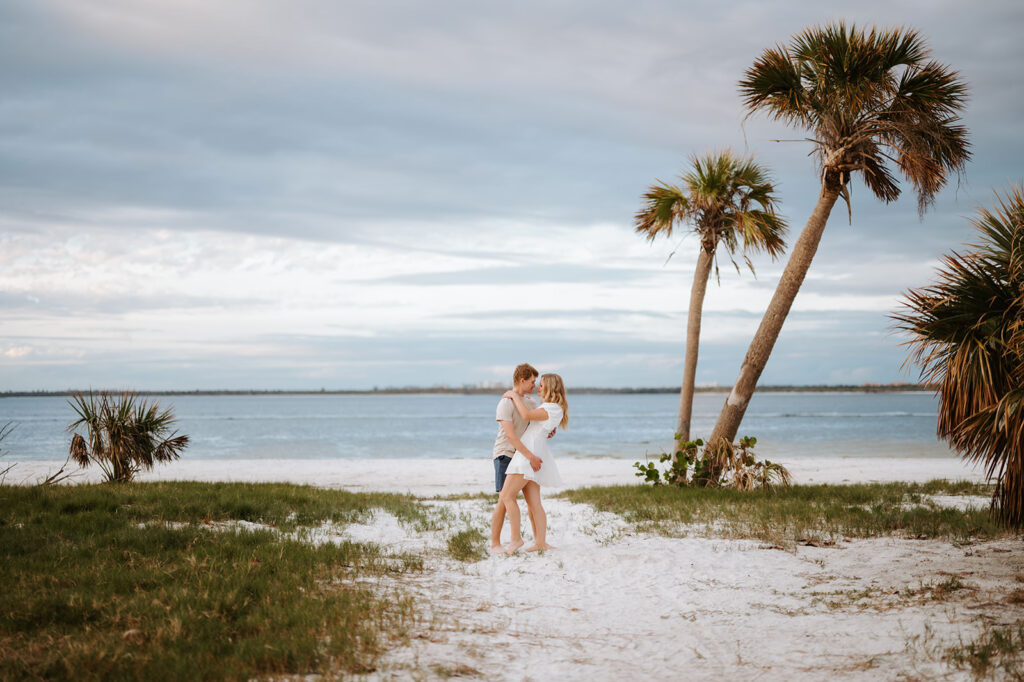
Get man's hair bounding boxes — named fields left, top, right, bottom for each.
left=513, top=363, right=539, bottom=384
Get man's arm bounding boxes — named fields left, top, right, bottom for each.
left=499, top=420, right=542, bottom=471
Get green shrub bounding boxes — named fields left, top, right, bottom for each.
left=635, top=435, right=791, bottom=490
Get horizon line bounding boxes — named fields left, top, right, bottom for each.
left=1, top=382, right=938, bottom=398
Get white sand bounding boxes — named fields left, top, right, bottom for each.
left=351, top=499, right=1023, bottom=681
left=7, top=455, right=989, bottom=494
left=8, top=456, right=1021, bottom=680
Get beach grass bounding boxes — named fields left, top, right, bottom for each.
left=0, top=482, right=432, bottom=681
left=945, top=621, right=1024, bottom=678
left=562, top=479, right=1005, bottom=547
left=446, top=527, right=488, bottom=562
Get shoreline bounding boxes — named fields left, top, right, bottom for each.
left=0, top=384, right=938, bottom=398
left=5, top=455, right=987, bottom=494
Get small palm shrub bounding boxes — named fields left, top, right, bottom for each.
left=635, top=436, right=791, bottom=491
left=68, top=391, right=190, bottom=483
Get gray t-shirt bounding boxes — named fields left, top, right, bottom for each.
left=492, top=393, right=536, bottom=459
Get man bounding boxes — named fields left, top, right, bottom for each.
left=490, top=363, right=542, bottom=552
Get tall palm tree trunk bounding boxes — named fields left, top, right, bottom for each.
left=999, top=463, right=1024, bottom=527
left=677, top=246, right=715, bottom=442
left=709, top=178, right=843, bottom=445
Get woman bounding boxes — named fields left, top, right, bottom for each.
left=498, top=373, right=569, bottom=554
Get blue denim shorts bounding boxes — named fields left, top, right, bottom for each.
left=493, top=455, right=512, bottom=493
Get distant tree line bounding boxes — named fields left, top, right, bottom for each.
left=1, top=384, right=939, bottom=398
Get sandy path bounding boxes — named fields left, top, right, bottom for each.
left=348, top=498, right=1023, bottom=681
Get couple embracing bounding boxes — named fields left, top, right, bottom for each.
left=489, top=363, right=569, bottom=554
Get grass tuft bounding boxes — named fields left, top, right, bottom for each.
left=447, top=527, right=488, bottom=563
left=930, top=575, right=966, bottom=599
left=561, top=479, right=1005, bottom=547
left=946, top=622, right=1024, bottom=678
left=432, top=662, right=484, bottom=677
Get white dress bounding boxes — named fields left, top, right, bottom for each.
left=504, top=402, right=564, bottom=488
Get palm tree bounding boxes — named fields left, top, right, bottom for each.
left=895, top=187, right=1024, bottom=525
left=708, top=22, right=971, bottom=446
left=69, top=391, right=190, bottom=483
left=635, top=151, right=787, bottom=442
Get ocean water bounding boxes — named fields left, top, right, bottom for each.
left=0, top=391, right=955, bottom=462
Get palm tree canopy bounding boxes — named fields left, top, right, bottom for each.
left=894, top=186, right=1024, bottom=521
left=634, top=151, right=787, bottom=269
left=739, top=22, right=971, bottom=213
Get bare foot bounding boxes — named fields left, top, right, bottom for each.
left=525, top=543, right=555, bottom=552
left=489, top=544, right=504, bottom=554
left=504, top=539, right=525, bottom=555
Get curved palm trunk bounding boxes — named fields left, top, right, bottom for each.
left=677, top=246, right=715, bottom=442
left=708, top=180, right=843, bottom=445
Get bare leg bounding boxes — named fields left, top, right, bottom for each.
left=490, top=499, right=506, bottom=552
left=522, top=482, right=553, bottom=551
left=498, top=474, right=528, bottom=554
left=527, top=499, right=537, bottom=542
left=492, top=487, right=532, bottom=551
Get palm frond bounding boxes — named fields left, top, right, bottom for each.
left=635, top=183, right=689, bottom=240
left=636, top=150, right=788, bottom=263
left=66, top=391, right=189, bottom=483
left=739, top=46, right=807, bottom=126
left=740, top=21, right=970, bottom=211
left=894, top=186, right=1024, bottom=525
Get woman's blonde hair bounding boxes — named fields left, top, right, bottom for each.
left=538, top=373, right=569, bottom=429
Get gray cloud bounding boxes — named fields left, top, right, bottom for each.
left=378, top=264, right=656, bottom=286
left=439, top=308, right=674, bottom=321
left=1, top=309, right=910, bottom=390
left=0, top=291, right=268, bottom=316
left=2, top=1, right=1021, bottom=390
left=3, top=0, right=1017, bottom=242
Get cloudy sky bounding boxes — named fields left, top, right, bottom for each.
left=2, top=1, right=1021, bottom=391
